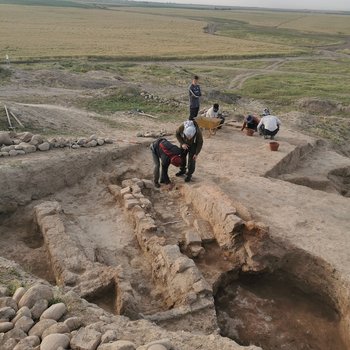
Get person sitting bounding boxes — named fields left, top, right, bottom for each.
left=175, top=120, right=203, bottom=182
left=205, top=103, right=225, bottom=126
left=241, top=114, right=260, bottom=132
left=257, top=109, right=281, bottom=139
left=150, top=138, right=183, bottom=188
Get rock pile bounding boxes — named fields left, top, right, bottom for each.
left=139, top=92, right=181, bottom=107
left=0, top=284, right=176, bottom=350
left=136, top=131, right=172, bottom=138
left=0, top=132, right=113, bottom=157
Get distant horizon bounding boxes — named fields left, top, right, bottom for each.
left=132, top=0, right=350, bottom=12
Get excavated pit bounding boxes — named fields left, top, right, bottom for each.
left=215, top=270, right=346, bottom=350
left=0, top=208, right=56, bottom=284
left=1, top=143, right=350, bottom=346
left=266, top=140, right=350, bottom=197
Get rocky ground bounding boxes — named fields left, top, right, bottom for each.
left=0, top=64, right=350, bottom=350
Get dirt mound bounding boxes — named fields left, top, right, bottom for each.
left=298, top=98, right=340, bottom=115
left=14, top=69, right=123, bottom=90
left=206, top=90, right=241, bottom=104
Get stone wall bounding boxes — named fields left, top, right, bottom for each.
left=108, top=179, right=217, bottom=331
left=180, top=183, right=272, bottom=272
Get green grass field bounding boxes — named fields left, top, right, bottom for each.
left=1, top=2, right=350, bottom=144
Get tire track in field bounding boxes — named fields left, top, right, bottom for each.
left=228, top=59, right=285, bottom=89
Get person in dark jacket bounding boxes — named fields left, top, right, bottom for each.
left=175, top=120, right=203, bottom=182
left=241, top=114, right=260, bottom=132
left=150, top=138, right=183, bottom=187
left=189, top=75, right=201, bottom=120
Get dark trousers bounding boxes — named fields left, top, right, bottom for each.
left=189, top=107, right=199, bottom=120
left=180, top=149, right=196, bottom=177
left=259, top=125, right=279, bottom=137
left=247, top=122, right=258, bottom=131
left=150, top=145, right=170, bottom=184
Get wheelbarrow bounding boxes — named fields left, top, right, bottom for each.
left=195, top=116, right=221, bottom=137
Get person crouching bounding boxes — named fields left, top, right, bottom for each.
left=150, top=138, right=183, bottom=188
left=257, top=109, right=281, bottom=140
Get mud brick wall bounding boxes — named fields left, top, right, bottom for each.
left=180, top=183, right=246, bottom=249
left=109, top=180, right=214, bottom=311
left=34, top=201, right=136, bottom=317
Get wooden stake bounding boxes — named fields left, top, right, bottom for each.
left=137, top=111, right=158, bottom=119
left=4, top=105, right=13, bottom=129
left=9, top=110, right=24, bottom=127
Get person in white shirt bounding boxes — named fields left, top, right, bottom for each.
left=205, top=103, right=225, bottom=126
left=257, top=109, right=281, bottom=139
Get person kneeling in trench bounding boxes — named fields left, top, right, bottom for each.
left=175, top=120, right=203, bottom=182
left=150, top=138, right=183, bottom=188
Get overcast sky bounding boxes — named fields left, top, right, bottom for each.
left=143, top=0, right=350, bottom=11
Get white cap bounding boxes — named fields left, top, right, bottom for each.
left=183, top=120, right=196, bottom=139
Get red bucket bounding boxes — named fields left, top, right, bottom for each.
left=246, top=129, right=254, bottom=136
left=269, top=141, right=279, bottom=151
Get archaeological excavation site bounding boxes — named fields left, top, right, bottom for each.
left=1, top=127, right=350, bottom=350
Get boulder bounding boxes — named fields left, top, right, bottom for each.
left=0, top=131, right=12, bottom=145
left=143, top=339, right=173, bottom=350
left=87, top=140, right=98, bottom=147
left=147, top=345, right=167, bottom=350
left=29, top=134, right=43, bottom=146
left=70, top=327, right=102, bottom=350
left=19, top=132, right=33, bottom=143
left=13, top=335, right=40, bottom=350
left=0, top=151, right=9, bottom=156
left=64, top=316, right=82, bottom=331
left=42, top=322, right=70, bottom=339
left=3, top=327, right=27, bottom=342
left=0, top=297, right=18, bottom=311
left=40, top=333, right=70, bottom=350
left=2, top=338, right=18, bottom=350
left=98, top=341, right=136, bottom=350
left=29, top=319, right=57, bottom=338
left=97, top=139, right=105, bottom=146
left=9, top=149, right=18, bottom=156
left=0, top=306, right=16, bottom=321
left=0, top=321, right=14, bottom=332
left=18, top=284, right=53, bottom=309
left=22, top=143, right=37, bottom=153
left=14, top=315, right=34, bottom=333
left=16, top=150, right=25, bottom=155
left=31, top=299, right=48, bottom=320
left=104, top=138, right=113, bottom=144
left=12, top=306, right=31, bottom=323
left=101, top=329, right=118, bottom=344
left=40, top=303, right=66, bottom=321
left=77, top=138, right=87, bottom=146
left=1, top=145, right=15, bottom=152
left=12, top=287, right=26, bottom=304
left=38, top=142, right=50, bottom=151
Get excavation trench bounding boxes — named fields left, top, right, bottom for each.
left=0, top=144, right=349, bottom=347
left=266, top=140, right=350, bottom=197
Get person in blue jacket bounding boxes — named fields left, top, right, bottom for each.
left=188, top=75, right=201, bottom=120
